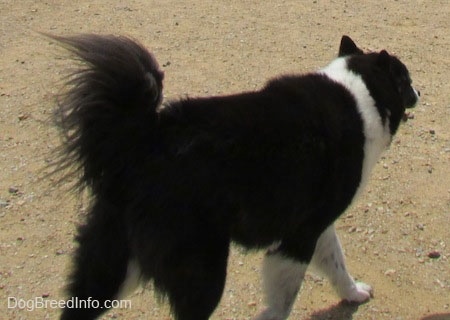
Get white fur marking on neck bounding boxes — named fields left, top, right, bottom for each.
left=319, top=58, right=392, bottom=197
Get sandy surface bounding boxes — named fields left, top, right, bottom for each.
left=1, top=1, right=449, bottom=319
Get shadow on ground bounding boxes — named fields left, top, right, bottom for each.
left=306, top=303, right=450, bottom=320
left=420, top=314, right=450, bottom=320
left=307, top=301, right=361, bottom=320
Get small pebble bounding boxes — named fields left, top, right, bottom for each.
left=42, top=293, right=50, bottom=298
left=8, top=186, right=19, bottom=194
left=18, top=114, right=29, bottom=121
left=0, top=199, right=9, bottom=208
left=428, top=251, right=441, bottom=259
left=384, top=269, right=396, bottom=276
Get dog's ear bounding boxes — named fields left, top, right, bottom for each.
left=377, top=50, right=391, bottom=70
left=339, top=35, right=364, bottom=57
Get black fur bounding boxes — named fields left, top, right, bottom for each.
left=51, top=34, right=418, bottom=320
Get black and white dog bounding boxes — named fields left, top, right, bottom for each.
left=52, top=34, right=419, bottom=320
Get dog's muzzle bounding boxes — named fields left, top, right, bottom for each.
left=402, top=87, right=420, bottom=122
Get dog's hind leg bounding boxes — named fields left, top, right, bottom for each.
left=150, top=229, right=230, bottom=320
left=60, top=200, right=131, bottom=320
left=254, top=251, right=308, bottom=320
left=310, top=224, right=373, bottom=303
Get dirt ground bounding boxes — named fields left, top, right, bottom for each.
left=1, top=1, right=449, bottom=319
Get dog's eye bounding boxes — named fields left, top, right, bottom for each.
left=397, top=75, right=411, bottom=87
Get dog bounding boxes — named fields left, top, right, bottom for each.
left=51, top=34, right=419, bottom=320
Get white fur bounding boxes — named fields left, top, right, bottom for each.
left=307, top=58, right=385, bottom=303
left=255, top=59, right=387, bottom=319
left=413, top=88, right=420, bottom=101
left=320, top=58, right=392, bottom=199
left=117, top=259, right=142, bottom=299
left=254, top=254, right=307, bottom=320
left=267, top=240, right=282, bottom=253
left=311, top=224, right=373, bottom=302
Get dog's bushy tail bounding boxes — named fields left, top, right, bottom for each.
left=52, top=34, right=164, bottom=191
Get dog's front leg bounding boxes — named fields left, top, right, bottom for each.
left=310, top=224, right=373, bottom=303
left=253, top=252, right=307, bottom=320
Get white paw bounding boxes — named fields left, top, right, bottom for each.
left=342, top=282, right=373, bottom=303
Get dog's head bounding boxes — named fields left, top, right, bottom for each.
left=338, top=36, right=419, bottom=134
